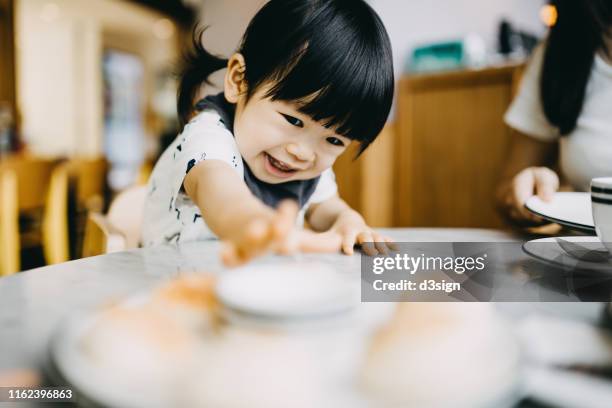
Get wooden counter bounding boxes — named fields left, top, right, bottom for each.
left=394, top=64, right=523, bottom=228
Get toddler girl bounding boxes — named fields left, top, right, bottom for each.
left=143, top=0, right=395, bottom=265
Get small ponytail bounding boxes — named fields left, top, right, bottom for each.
left=177, top=26, right=228, bottom=128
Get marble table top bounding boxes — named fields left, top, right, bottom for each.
left=0, top=228, right=604, bottom=373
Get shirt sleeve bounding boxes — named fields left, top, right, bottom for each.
left=170, top=111, right=243, bottom=204
left=307, top=168, right=338, bottom=205
left=296, top=168, right=338, bottom=228
left=504, top=42, right=560, bottom=142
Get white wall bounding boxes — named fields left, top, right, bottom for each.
left=199, top=0, right=266, bottom=55
left=369, top=0, right=546, bottom=76
left=16, top=0, right=178, bottom=158
left=198, top=0, right=546, bottom=81
left=198, top=0, right=266, bottom=92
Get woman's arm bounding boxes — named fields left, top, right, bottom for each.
left=495, top=130, right=559, bottom=225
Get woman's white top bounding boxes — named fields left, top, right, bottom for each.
left=141, top=109, right=338, bottom=247
left=505, top=44, right=612, bottom=191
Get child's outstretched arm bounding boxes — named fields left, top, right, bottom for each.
left=305, top=196, right=395, bottom=256
left=184, top=160, right=340, bottom=265
left=184, top=160, right=293, bottom=265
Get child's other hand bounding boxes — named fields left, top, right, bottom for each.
left=329, top=210, right=395, bottom=256
left=220, top=201, right=344, bottom=266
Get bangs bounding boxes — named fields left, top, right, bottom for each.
left=241, top=0, right=394, bottom=153
left=266, top=41, right=394, bottom=151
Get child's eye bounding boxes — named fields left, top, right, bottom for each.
left=281, top=114, right=304, bottom=128
left=326, top=137, right=345, bottom=147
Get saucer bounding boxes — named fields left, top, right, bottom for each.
left=522, top=236, right=612, bottom=273
left=525, top=192, right=595, bottom=233
left=215, top=262, right=359, bottom=321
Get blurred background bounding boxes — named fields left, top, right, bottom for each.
left=0, top=0, right=555, bottom=273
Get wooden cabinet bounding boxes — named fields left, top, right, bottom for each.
left=394, top=65, right=522, bottom=228
left=334, top=124, right=395, bottom=228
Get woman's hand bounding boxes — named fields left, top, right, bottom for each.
left=495, top=130, right=559, bottom=226
left=498, top=166, right=560, bottom=224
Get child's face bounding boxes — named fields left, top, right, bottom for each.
left=231, top=86, right=351, bottom=184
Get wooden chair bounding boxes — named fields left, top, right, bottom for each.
left=137, top=161, right=153, bottom=186
left=0, top=157, right=69, bottom=276
left=0, top=169, right=19, bottom=274
left=81, top=185, right=147, bottom=257
left=107, top=185, right=147, bottom=249
left=67, top=158, right=108, bottom=212
left=66, top=158, right=108, bottom=258
left=81, top=212, right=126, bottom=258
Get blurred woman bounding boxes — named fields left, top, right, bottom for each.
left=497, top=0, right=612, bottom=225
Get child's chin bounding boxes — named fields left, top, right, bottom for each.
left=257, top=172, right=297, bottom=184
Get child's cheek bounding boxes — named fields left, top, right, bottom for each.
left=247, top=118, right=285, bottom=149
left=234, top=124, right=272, bottom=158
left=316, top=151, right=339, bottom=172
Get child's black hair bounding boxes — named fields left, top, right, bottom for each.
left=178, top=0, right=394, bottom=154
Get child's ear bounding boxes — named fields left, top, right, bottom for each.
left=224, top=53, right=247, bottom=104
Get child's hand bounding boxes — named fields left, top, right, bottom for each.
left=220, top=200, right=299, bottom=267
left=329, top=209, right=395, bottom=256
left=220, top=201, right=348, bottom=266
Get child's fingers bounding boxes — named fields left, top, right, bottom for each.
left=231, top=205, right=298, bottom=264
left=271, top=200, right=298, bottom=241
left=385, top=236, right=399, bottom=251
left=235, top=219, right=273, bottom=263
left=341, top=229, right=358, bottom=255
left=245, top=218, right=269, bottom=243
left=298, top=230, right=342, bottom=253
left=357, top=231, right=377, bottom=256
left=275, top=229, right=299, bottom=255
left=372, top=233, right=388, bottom=255
left=268, top=201, right=299, bottom=255
left=220, top=242, right=242, bottom=267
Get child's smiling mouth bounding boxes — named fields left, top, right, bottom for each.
left=264, top=152, right=300, bottom=179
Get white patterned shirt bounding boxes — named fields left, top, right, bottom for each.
left=141, top=109, right=338, bottom=247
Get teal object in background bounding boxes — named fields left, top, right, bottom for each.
left=408, top=41, right=465, bottom=73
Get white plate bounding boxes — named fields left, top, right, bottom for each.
left=215, top=262, right=359, bottom=320
left=47, top=313, right=171, bottom=408
left=45, top=275, right=520, bottom=408
left=525, top=192, right=595, bottom=233
left=45, top=283, right=380, bottom=408
left=522, top=236, right=612, bottom=273
left=46, top=305, right=369, bottom=408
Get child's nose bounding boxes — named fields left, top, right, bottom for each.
left=286, top=143, right=315, bottom=163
